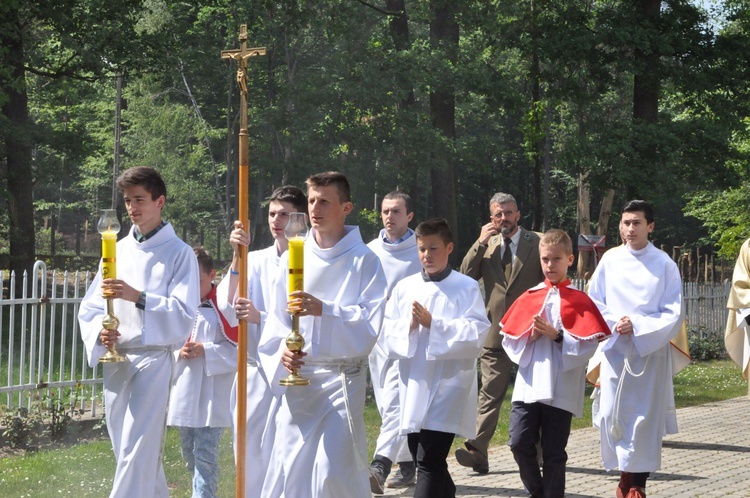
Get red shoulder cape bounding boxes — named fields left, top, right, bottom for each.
left=206, top=285, right=239, bottom=345
left=500, top=279, right=610, bottom=341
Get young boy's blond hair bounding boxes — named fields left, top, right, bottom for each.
left=540, top=229, right=573, bottom=255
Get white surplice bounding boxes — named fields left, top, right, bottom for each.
left=383, top=270, right=490, bottom=439
left=78, top=223, right=199, bottom=498
left=258, top=226, right=388, bottom=498
left=367, top=230, right=422, bottom=463
left=167, top=294, right=236, bottom=428
left=588, top=242, right=683, bottom=473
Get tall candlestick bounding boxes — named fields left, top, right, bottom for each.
left=280, top=213, right=309, bottom=386
left=97, top=209, right=125, bottom=363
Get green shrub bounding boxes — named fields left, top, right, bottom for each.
left=688, top=327, right=727, bottom=361
left=0, top=385, right=84, bottom=448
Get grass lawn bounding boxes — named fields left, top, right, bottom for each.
left=0, top=359, right=746, bottom=497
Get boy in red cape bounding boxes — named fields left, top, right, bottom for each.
left=501, top=229, right=610, bottom=498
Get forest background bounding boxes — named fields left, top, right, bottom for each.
left=2, top=0, right=750, bottom=276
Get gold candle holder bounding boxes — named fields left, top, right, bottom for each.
left=280, top=212, right=310, bottom=386
left=97, top=209, right=126, bottom=363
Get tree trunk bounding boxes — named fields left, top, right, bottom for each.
left=597, top=189, right=615, bottom=237
left=576, top=173, right=592, bottom=279
left=429, top=0, right=459, bottom=245
left=633, top=0, right=660, bottom=124
left=2, top=6, right=35, bottom=275
left=385, top=0, right=420, bottom=210
left=529, top=0, right=544, bottom=231
left=631, top=0, right=660, bottom=199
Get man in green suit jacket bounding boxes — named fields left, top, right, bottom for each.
left=456, top=192, right=545, bottom=474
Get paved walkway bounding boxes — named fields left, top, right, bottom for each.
left=377, top=396, right=750, bottom=497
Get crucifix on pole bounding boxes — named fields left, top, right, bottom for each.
left=221, top=24, right=265, bottom=498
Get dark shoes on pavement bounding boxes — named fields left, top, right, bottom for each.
left=385, top=461, right=417, bottom=488
left=369, top=459, right=389, bottom=495
left=454, top=443, right=489, bottom=474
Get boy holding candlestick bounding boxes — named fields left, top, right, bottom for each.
left=382, top=218, right=491, bottom=498
left=78, top=166, right=200, bottom=498
left=222, top=185, right=308, bottom=497
left=258, top=171, right=388, bottom=498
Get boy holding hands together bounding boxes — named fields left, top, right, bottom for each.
left=501, top=230, right=610, bottom=498
left=383, top=218, right=490, bottom=498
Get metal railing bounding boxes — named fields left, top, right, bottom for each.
left=1, top=261, right=100, bottom=416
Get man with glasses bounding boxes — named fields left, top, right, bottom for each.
left=456, top=192, right=544, bottom=474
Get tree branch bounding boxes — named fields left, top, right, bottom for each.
left=353, top=0, right=403, bottom=17
left=23, top=51, right=100, bottom=82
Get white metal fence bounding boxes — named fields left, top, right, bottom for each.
left=0, top=263, right=735, bottom=415
left=0, top=261, right=100, bottom=416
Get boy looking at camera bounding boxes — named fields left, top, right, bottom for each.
left=501, top=229, right=609, bottom=498
left=383, top=218, right=490, bottom=498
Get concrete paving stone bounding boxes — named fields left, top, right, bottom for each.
left=373, top=397, right=750, bottom=497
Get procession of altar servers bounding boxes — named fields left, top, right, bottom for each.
left=79, top=172, right=750, bottom=498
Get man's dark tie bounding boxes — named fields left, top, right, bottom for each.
left=502, top=238, right=512, bottom=281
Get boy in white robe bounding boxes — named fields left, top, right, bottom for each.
left=383, top=218, right=491, bottom=498
left=78, top=166, right=200, bottom=498
left=258, top=171, right=388, bottom=498
left=367, top=191, right=422, bottom=493
left=168, top=247, right=237, bottom=498
left=222, top=185, right=308, bottom=497
left=501, top=229, right=609, bottom=498
left=588, top=200, right=683, bottom=498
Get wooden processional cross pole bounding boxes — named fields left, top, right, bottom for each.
left=221, top=24, right=265, bottom=498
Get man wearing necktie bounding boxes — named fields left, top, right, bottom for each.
left=456, top=192, right=545, bottom=474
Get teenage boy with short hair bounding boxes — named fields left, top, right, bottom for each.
left=367, top=191, right=422, bottom=493
left=258, top=171, right=388, bottom=498
left=222, top=185, right=307, bottom=497
left=78, top=166, right=200, bottom=498
left=588, top=200, right=684, bottom=498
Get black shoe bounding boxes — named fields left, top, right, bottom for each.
left=369, top=461, right=387, bottom=494
left=455, top=444, right=489, bottom=474
left=386, top=461, right=416, bottom=488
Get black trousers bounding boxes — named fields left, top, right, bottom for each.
left=508, top=401, right=572, bottom=498
left=407, top=429, right=456, bottom=498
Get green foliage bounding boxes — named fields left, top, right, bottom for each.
left=1, top=385, right=83, bottom=448
left=34, top=226, right=67, bottom=254
left=353, top=207, right=382, bottom=243
left=3, top=0, right=750, bottom=267
left=688, top=327, right=729, bottom=361
left=684, top=185, right=750, bottom=258
left=1, top=406, right=39, bottom=449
